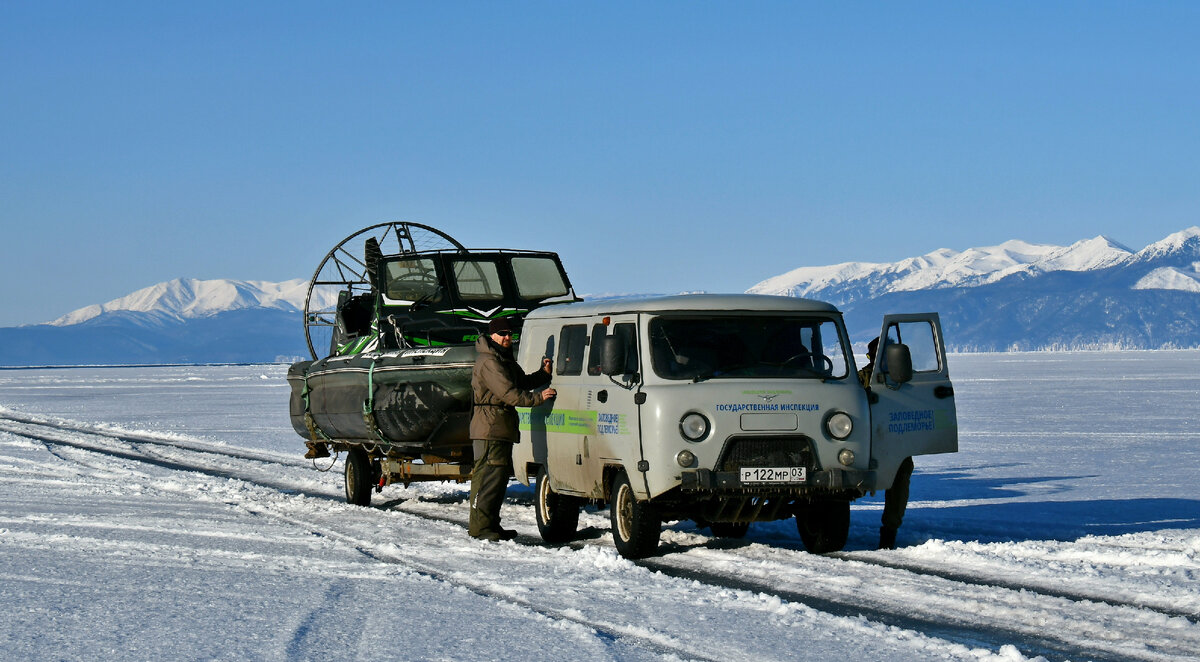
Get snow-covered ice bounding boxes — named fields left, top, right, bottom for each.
left=1, top=351, right=1198, bottom=660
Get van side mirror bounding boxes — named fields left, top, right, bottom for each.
left=600, top=336, right=626, bottom=376
left=884, top=343, right=913, bottom=384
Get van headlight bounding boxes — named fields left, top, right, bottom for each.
left=679, top=412, right=710, bottom=442
left=825, top=411, right=853, bottom=440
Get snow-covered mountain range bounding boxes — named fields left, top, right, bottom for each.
left=748, top=228, right=1200, bottom=304
left=48, top=278, right=320, bottom=326
left=2, top=227, right=1199, bottom=364
left=795, top=227, right=1200, bottom=351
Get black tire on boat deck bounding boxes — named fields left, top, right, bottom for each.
left=345, top=447, right=373, bottom=506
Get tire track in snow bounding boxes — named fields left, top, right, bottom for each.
left=0, top=419, right=317, bottom=498
left=0, top=411, right=302, bottom=467
left=1, top=418, right=721, bottom=662
left=828, top=551, right=1200, bottom=624
left=253, top=507, right=725, bottom=662
left=401, top=506, right=1174, bottom=662
left=6, top=416, right=1198, bottom=662
left=635, top=554, right=1182, bottom=662
left=279, top=494, right=1200, bottom=662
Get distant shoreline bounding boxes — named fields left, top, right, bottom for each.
left=7, top=347, right=1200, bottom=371
left=0, top=362, right=288, bottom=371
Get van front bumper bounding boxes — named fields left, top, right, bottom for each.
left=680, top=467, right=876, bottom=492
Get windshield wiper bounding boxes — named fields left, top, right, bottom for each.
left=691, top=362, right=753, bottom=382
left=409, top=287, right=442, bottom=311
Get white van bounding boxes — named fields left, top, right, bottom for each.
left=512, top=294, right=957, bottom=558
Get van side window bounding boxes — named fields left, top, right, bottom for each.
left=612, top=323, right=639, bottom=374
left=586, top=324, right=608, bottom=376
left=557, top=324, right=587, bottom=376
left=885, top=321, right=940, bottom=372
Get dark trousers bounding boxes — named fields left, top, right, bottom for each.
left=468, top=439, right=514, bottom=537
left=882, top=456, right=914, bottom=531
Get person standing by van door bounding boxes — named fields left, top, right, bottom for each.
left=469, top=318, right=556, bottom=541
left=859, top=337, right=914, bottom=550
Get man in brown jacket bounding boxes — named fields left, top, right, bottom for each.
left=468, top=317, right=556, bottom=541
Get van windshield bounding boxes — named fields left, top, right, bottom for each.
left=649, top=316, right=850, bottom=381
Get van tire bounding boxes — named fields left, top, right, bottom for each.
left=535, top=466, right=582, bottom=543
left=610, top=471, right=660, bottom=559
left=796, top=498, right=850, bottom=553
left=345, top=447, right=373, bottom=507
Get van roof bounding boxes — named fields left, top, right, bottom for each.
left=524, top=293, right=840, bottom=320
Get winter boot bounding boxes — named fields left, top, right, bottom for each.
left=878, top=526, right=897, bottom=550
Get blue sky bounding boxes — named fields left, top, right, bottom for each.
left=2, top=2, right=1198, bottom=327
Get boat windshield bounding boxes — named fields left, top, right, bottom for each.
left=649, top=315, right=850, bottom=381
left=452, top=259, right=505, bottom=301
left=449, top=255, right=571, bottom=303
left=383, top=258, right=443, bottom=305
left=381, top=253, right=572, bottom=308
left=512, top=256, right=570, bottom=299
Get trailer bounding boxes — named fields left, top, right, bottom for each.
left=286, top=222, right=578, bottom=503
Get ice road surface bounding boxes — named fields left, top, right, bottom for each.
left=1, top=351, right=1198, bottom=661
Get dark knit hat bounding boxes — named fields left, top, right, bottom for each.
left=488, top=318, right=513, bottom=334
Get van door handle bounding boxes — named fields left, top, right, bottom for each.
left=934, top=385, right=954, bottom=399
left=597, top=390, right=608, bottom=403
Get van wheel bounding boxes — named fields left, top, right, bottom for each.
left=345, top=447, right=373, bottom=506
left=709, top=522, right=750, bottom=539
left=610, top=471, right=660, bottom=559
left=535, top=466, right=582, bottom=543
left=795, top=499, right=849, bottom=553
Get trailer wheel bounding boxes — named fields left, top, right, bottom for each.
left=795, top=499, right=850, bottom=554
left=708, top=522, right=750, bottom=539
left=345, top=447, right=373, bottom=506
left=535, top=466, right=582, bottom=543
left=609, top=471, right=660, bottom=559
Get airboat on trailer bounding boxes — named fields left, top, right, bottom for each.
left=286, top=222, right=578, bottom=504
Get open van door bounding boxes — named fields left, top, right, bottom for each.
left=867, top=313, right=958, bottom=490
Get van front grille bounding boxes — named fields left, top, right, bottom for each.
left=718, top=436, right=815, bottom=472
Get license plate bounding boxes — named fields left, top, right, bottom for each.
left=740, top=466, right=806, bottom=484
